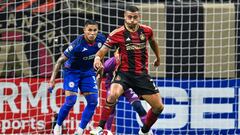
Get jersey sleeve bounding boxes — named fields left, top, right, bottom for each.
left=63, top=37, right=79, bottom=58
left=142, top=24, right=154, bottom=40
left=104, top=32, right=119, bottom=48
left=103, top=57, right=116, bottom=73
left=98, top=33, right=106, bottom=43
left=101, top=33, right=107, bottom=43
left=147, top=26, right=153, bottom=39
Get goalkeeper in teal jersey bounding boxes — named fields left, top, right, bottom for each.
left=47, top=20, right=106, bottom=135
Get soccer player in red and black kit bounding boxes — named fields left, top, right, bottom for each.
left=91, top=5, right=164, bottom=135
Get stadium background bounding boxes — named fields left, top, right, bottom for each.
left=0, top=0, right=240, bottom=134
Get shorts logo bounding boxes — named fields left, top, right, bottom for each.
left=69, top=82, right=75, bottom=88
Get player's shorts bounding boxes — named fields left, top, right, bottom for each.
left=112, top=71, right=159, bottom=95
left=63, top=68, right=98, bottom=93
left=106, top=86, right=139, bottom=104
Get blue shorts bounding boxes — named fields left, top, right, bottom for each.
left=63, top=69, right=98, bottom=93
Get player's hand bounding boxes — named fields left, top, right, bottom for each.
left=96, top=68, right=104, bottom=77
left=48, top=81, right=55, bottom=93
left=153, top=57, right=160, bottom=67
left=94, top=56, right=103, bottom=70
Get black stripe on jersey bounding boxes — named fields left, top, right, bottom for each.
left=137, top=28, right=147, bottom=72
left=124, top=29, right=135, bottom=72
left=103, top=44, right=113, bottom=49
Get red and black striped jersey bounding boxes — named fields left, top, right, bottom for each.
left=104, top=24, right=153, bottom=74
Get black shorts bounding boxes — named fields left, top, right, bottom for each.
left=112, top=71, right=159, bottom=95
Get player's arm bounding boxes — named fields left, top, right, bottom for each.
left=149, top=35, right=160, bottom=67
left=96, top=61, right=104, bottom=90
left=94, top=45, right=110, bottom=70
left=96, top=72, right=102, bottom=93
left=94, top=29, right=118, bottom=70
left=48, top=53, right=68, bottom=93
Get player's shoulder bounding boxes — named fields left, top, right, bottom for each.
left=96, top=33, right=106, bottom=42
left=109, top=26, right=125, bottom=36
left=74, top=34, right=84, bottom=45
left=139, top=24, right=153, bottom=31
left=76, top=34, right=85, bottom=40
left=69, top=34, right=84, bottom=48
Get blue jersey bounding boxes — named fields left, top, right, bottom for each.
left=63, top=33, right=106, bottom=71
left=62, top=33, right=106, bottom=93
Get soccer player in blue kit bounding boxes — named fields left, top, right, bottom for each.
left=47, top=20, right=106, bottom=135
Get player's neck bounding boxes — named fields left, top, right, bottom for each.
left=84, top=35, right=94, bottom=44
left=125, top=23, right=139, bottom=32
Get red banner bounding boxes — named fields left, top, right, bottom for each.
left=0, top=78, right=109, bottom=134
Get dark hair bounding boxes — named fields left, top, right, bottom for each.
left=126, top=6, right=139, bottom=12
left=84, top=19, right=98, bottom=27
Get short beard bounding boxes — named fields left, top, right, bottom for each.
left=126, top=23, right=136, bottom=30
